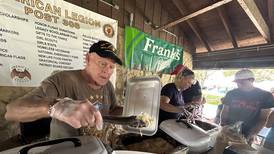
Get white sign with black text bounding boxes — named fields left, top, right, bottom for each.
left=0, top=0, right=118, bottom=86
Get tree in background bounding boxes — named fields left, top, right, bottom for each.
left=194, top=69, right=274, bottom=105
left=194, top=70, right=216, bottom=88
left=223, top=69, right=274, bottom=82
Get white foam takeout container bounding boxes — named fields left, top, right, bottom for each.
left=122, top=76, right=161, bottom=136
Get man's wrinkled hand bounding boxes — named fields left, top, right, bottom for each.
left=49, top=98, right=103, bottom=130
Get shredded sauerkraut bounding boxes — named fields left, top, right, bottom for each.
left=135, top=112, right=153, bottom=136
left=136, top=112, right=153, bottom=127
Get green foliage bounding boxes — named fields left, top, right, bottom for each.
left=250, top=69, right=274, bottom=82
left=194, top=70, right=216, bottom=87
left=204, top=94, right=223, bottom=105
left=223, top=70, right=237, bottom=77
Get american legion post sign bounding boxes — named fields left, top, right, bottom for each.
left=0, top=0, right=118, bottom=86
left=124, top=26, right=183, bottom=74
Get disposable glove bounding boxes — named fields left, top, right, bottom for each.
left=49, top=97, right=103, bottom=130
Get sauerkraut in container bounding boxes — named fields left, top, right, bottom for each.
left=122, top=76, right=161, bottom=136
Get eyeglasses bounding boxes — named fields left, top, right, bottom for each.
left=95, top=60, right=115, bottom=73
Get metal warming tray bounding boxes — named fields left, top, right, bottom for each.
left=116, top=133, right=189, bottom=154
left=160, top=119, right=219, bottom=153
left=123, top=76, right=161, bottom=136
left=0, top=136, right=110, bottom=154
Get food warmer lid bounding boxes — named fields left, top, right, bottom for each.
left=123, top=76, right=161, bottom=136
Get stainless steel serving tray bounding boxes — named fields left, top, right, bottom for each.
left=122, top=76, right=161, bottom=136
left=0, top=136, right=109, bottom=154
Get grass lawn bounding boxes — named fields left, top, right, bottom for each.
left=204, top=94, right=223, bottom=105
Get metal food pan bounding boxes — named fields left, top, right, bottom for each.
left=122, top=76, right=161, bottom=136
left=115, top=133, right=188, bottom=154
left=0, top=136, right=110, bottom=154
left=160, top=119, right=213, bottom=153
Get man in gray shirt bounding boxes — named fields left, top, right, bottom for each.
left=212, top=69, right=274, bottom=154
left=5, top=40, right=123, bottom=139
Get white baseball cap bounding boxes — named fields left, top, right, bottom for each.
left=233, top=69, right=254, bottom=82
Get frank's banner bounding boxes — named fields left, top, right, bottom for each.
left=124, top=26, right=183, bottom=74
left=0, top=0, right=118, bottom=86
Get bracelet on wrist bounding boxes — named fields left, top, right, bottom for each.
left=48, top=98, right=58, bottom=117
left=48, top=104, right=55, bottom=117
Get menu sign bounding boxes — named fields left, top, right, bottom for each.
left=0, top=0, right=118, bottom=86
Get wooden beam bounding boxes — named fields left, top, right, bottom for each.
left=194, top=57, right=274, bottom=69
left=172, top=0, right=211, bottom=52
left=155, top=0, right=233, bottom=31
left=181, top=30, right=196, bottom=54
left=193, top=44, right=274, bottom=69
left=134, top=0, right=195, bottom=53
left=217, top=6, right=238, bottom=47
left=268, top=0, right=274, bottom=42
left=194, top=44, right=274, bottom=61
left=188, top=22, right=211, bottom=52
left=237, top=0, right=270, bottom=42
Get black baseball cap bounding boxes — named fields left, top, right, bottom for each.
left=89, top=40, right=122, bottom=65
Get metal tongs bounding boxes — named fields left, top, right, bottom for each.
left=176, top=118, right=193, bottom=129
left=102, top=115, right=146, bottom=128
left=176, top=114, right=193, bottom=129
left=93, top=101, right=146, bottom=128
